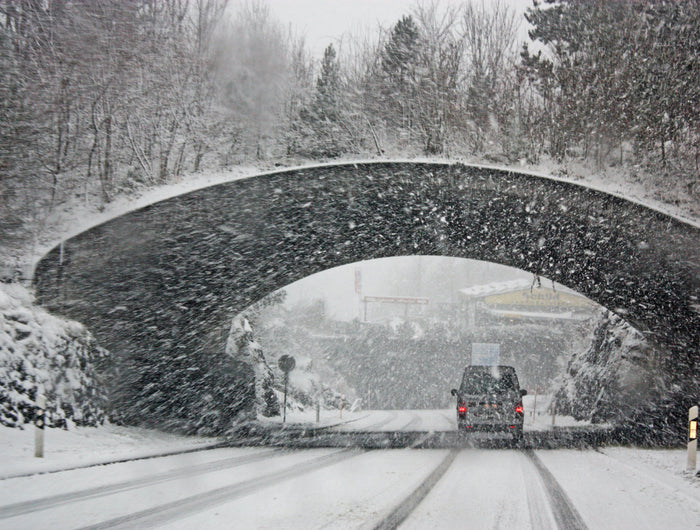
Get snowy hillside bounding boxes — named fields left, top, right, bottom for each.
left=0, top=283, right=107, bottom=429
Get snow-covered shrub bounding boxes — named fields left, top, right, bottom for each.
left=0, top=283, right=108, bottom=428
left=273, top=381, right=353, bottom=416
left=226, top=316, right=279, bottom=418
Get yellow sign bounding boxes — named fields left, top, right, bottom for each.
left=691, top=420, right=697, bottom=440
left=484, top=288, right=594, bottom=309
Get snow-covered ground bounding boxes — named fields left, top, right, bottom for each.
left=536, top=448, right=700, bottom=529
left=0, top=421, right=697, bottom=529
left=0, top=424, right=221, bottom=479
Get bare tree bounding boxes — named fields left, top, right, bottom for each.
left=460, top=0, right=520, bottom=155
left=413, top=1, right=464, bottom=155
left=212, top=1, right=290, bottom=160
left=282, top=33, right=314, bottom=156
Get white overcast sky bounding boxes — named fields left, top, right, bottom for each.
left=262, top=0, right=533, bottom=58
left=282, top=258, right=532, bottom=321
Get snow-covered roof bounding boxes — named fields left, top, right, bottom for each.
left=459, top=279, right=533, bottom=298
left=485, top=308, right=592, bottom=321
left=458, top=278, right=578, bottom=299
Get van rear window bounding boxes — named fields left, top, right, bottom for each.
left=460, top=368, right=517, bottom=394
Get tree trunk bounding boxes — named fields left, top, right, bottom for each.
left=101, top=115, right=112, bottom=203
left=366, top=118, right=383, bottom=156
left=661, top=136, right=666, bottom=168
left=125, top=118, right=153, bottom=180
left=50, top=118, right=64, bottom=210
left=174, top=140, right=187, bottom=177
left=159, top=118, right=180, bottom=182
left=194, top=143, right=203, bottom=172
left=85, top=133, right=99, bottom=206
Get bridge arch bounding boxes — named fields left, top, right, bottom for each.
left=33, top=162, right=699, bottom=385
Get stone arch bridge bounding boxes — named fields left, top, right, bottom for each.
left=34, top=162, right=700, bottom=394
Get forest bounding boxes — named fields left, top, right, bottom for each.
left=1, top=0, right=699, bottom=261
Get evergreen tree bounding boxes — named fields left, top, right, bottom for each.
left=225, top=316, right=279, bottom=418
left=295, top=44, right=349, bottom=157
left=523, top=0, right=700, bottom=169
left=312, top=44, right=342, bottom=122
left=379, top=15, right=421, bottom=134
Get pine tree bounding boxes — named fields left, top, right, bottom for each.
left=312, top=44, right=342, bottom=122
left=379, top=15, right=421, bottom=133
left=295, top=44, right=348, bottom=157
left=523, top=0, right=700, bottom=170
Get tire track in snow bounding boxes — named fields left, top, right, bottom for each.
left=523, top=449, right=588, bottom=530
left=333, top=411, right=397, bottom=432
left=399, top=413, right=423, bottom=431
left=439, top=411, right=456, bottom=428
left=79, top=448, right=362, bottom=529
left=363, top=412, right=400, bottom=431
left=370, top=449, right=458, bottom=530
left=0, top=448, right=280, bottom=519
left=520, top=451, right=557, bottom=530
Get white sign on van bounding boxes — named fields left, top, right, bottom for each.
left=471, top=343, right=500, bottom=365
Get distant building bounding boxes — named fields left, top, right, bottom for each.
left=360, top=295, right=429, bottom=323
left=459, top=278, right=597, bottom=328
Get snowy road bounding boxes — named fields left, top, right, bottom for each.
left=1, top=443, right=698, bottom=529
left=281, top=399, right=596, bottom=434
left=266, top=407, right=609, bottom=450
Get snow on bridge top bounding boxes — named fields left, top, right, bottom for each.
left=26, top=159, right=700, bottom=277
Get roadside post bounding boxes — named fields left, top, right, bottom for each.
left=278, top=355, right=295, bottom=423
left=688, top=405, right=698, bottom=473
left=532, top=387, right=539, bottom=420
left=34, top=394, right=46, bottom=458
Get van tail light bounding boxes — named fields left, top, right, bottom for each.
left=457, top=402, right=467, bottom=416
left=515, top=402, right=523, bottom=415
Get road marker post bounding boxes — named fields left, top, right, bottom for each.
left=34, top=394, right=46, bottom=458
left=688, top=405, right=698, bottom=473
left=532, top=386, right=541, bottom=420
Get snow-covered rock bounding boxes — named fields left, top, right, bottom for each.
left=552, top=309, right=664, bottom=425
left=0, top=283, right=107, bottom=429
